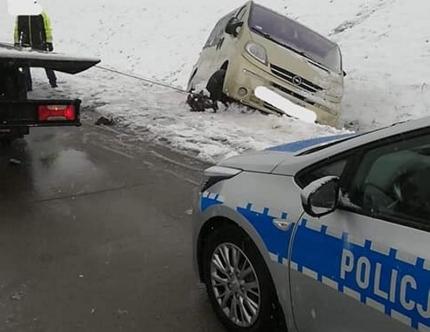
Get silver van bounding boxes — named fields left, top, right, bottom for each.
left=188, top=1, right=345, bottom=126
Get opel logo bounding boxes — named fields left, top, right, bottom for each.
left=292, top=76, right=302, bottom=86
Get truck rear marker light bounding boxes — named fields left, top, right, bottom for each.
left=38, top=105, right=76, bottom=122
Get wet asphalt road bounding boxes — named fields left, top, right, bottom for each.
left=0, top=115, right=223, bottom=331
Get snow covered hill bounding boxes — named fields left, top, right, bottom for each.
left=1, top=0, right=429, bottom=161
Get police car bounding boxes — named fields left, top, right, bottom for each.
left=193, top=117, right=430, bottom=331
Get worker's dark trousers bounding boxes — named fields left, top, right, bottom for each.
left=22, top=67, right=57, bottom=91
left=45, top=68, right=57, bottom=87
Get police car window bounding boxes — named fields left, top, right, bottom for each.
left=344, top=133, right=430, bottom=229
left=297, top=158, right=348, bottom=188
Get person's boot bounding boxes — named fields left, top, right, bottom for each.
left=50, top=82, right=58, bottom=88
left=211, top=100, right=219, bottom=113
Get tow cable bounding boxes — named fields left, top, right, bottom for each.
left=94, top=65, right=219, bottom=113
left=95, top=65, right=189, bottom=94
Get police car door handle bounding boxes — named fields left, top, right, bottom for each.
left=273, top=219, right=293, bottom=231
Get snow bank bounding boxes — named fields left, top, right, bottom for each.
left=1, top=0, right=429, bottom=161
left=30, top=70, right=344, bottom=162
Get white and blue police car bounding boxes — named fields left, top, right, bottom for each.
left=193, top=117, right=430, bottom=332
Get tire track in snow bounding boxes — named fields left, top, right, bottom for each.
left=329, top=0, right=396, bottom=36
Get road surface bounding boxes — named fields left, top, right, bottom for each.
left=0, top=112, right=223, bottom=331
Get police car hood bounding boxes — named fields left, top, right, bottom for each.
left=219, top=134, right=355, bottom=173
left=219, top=150, right=292, bottom=173
left=0, top=43, right=100, bottom=74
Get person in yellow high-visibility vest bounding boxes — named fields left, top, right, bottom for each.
left=14, top=11, right=57, bottom=90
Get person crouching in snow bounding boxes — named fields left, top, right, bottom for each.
left=187, top=69, right=229, bottom=113
left=14, top=11, right=58, bottom=90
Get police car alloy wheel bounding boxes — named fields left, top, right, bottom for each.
left=210, top=243, right=261, bottom=327
left=203, top=225, right=282, bottom=331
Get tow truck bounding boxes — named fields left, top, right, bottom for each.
left=0, top=42, right=100, bottom=143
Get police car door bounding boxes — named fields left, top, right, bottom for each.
left=289, top=130, right=430, bottom=332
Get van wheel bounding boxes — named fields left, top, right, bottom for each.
left=202, top=225, right=285, bottom=332
left=206, top=69, right=226, bottom=102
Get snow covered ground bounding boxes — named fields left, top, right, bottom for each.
left=27, top=70, right=342, bottom=162
left=0, top=0, right=429, bottom=162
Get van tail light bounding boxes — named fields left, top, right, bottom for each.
left=38, top=105, right=76, bottom=122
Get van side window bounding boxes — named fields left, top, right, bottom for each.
left=204, top=12, right=235, bottom=49
left=343, top=133, right=430, bottom=229
left=204, top=22, right=221, bottom=49
left=236, top=5, right=247, bottom=20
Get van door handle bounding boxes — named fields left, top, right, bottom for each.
left=273, top=219, right=293, bottom=231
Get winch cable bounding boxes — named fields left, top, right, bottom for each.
left=95, top=65, right=190, bottom=95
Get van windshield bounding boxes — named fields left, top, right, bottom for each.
left=249, top=4, right=341, bottom=73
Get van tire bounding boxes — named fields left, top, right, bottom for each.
left=206, top=69, right=226, bottom=102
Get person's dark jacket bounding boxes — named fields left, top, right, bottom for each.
left=14, top=12, right=53, bottom=51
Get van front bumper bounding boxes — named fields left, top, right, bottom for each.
left=224, top=56, right=341, bottom=127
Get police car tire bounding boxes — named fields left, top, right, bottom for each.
left=203, top=225, right=284, bottom=332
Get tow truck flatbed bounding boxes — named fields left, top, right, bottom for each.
left=0, top=42, right=99, bottom=74
left=0, top=43, right=100, bottom=142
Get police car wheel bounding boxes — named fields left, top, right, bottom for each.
left=203, top=225, right=282, bottom=332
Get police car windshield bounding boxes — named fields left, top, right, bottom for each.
left=249, top=4, right=341, bottom=73
left=299, top=123, right=406, bottom=156
left=298, top=135, right=358, bottom=155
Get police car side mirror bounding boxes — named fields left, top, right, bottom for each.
left=301, top=176, right=340, bottom=218
left=225, top=18, right=243, bottom=37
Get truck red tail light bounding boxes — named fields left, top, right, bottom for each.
left=38, top=105, right=76, bottom=122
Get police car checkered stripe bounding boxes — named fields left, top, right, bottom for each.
left=269, top=252, right=279, bottom=263
left=343, top=286, right=361, bottom=301
left=303, top=220, right=323, bottom=232
left=302, top=266, right=318, bottom=280
left=325, top=227, right=344, bottom=240
left=349, top=236, right=367, bottom=248
left=200, top=195, right=430, bottom=330
left=395, top=251, right=419, bottom=266
left=290, top=261, right=299, bottom=271
left=322, top=276, right=338, bottom=290
left=236, top=203, right=292, bottom=260
left=392, top=309, right=412, bottom=326
left=200, top=192, right=224, bottom=212
left=292, top=219, right=430, bottom=330
left=370, top=242, right=391, bottom=256
left=366, top=297, right=386, bottom=314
